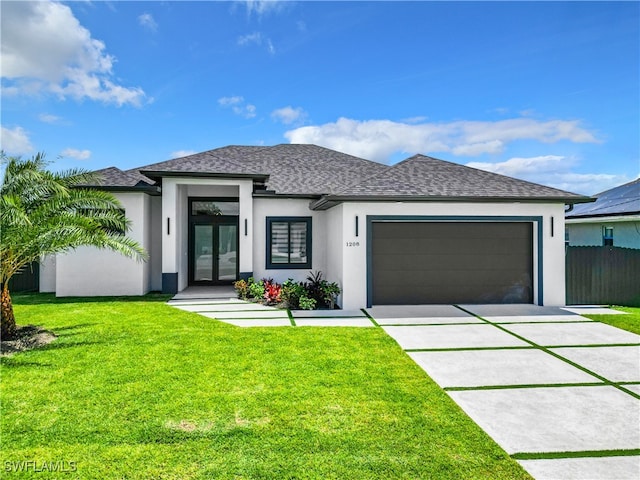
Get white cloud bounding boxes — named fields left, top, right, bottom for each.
left=138, top=13, right=158, bottom=32
left=238, top=32, right=263, bottom=46
left=271, top=106, right=307, bottom=125
left=0, top=126, right=34, bottom=155
left=466, top=155, right=572, bottom=176
left=266, top=39, right=276, bottom=55
left=452, top=140, right=504, bottom=156
left=218, top=96, right=244, bottom=107
left=285, top=117, right=599, bottom=163
left=466, top=156, right=629, bottom=195
left=237, top=31, right=276, bottom=54
left=1, top=1, right=145, bottom=106
left=240, top=0, right=288, bottom=17
left=38, top=113, right=64, bottom=124
left=402, top=116, right=428, bottom=124
left=60, top=148, right=91, bottom=160
left=218, top=96, right=257, bottom=119
left=171, top=150, right=198, bottom=158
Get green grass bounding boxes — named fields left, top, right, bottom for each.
left=583, top=306, right=640, bottom=335
left=1, top=294, right=531, bottom=479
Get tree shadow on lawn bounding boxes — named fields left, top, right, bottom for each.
left=0, top=357, right=55, bottom=368
left=1, top=322, right=104, bottom=361
left=52, top=323, right=98, bottom=333
left=12, top=292, right=172, bottom=306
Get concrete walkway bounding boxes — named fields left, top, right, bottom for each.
left=168, top=298, right=639, bottom=478
left=369, top=304, right=640, bottom=480
left=168, top=298, right=376, bottom=327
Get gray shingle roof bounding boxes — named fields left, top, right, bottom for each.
left=93, top=144, right=591, bottom=204
left=137, top=146, right=267, bottom=177
left=138, top=144, right=388, bottom=195
left=566, top=178, right=639, bottom=218
left=90, top=167, right=155, bottom=188
left=326, top=154, right=589, bottom=200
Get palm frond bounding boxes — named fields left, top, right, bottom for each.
left=1, top=153, right=148, bottom=288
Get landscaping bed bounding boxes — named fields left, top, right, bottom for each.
left=234, top=271, right=341, bottom=310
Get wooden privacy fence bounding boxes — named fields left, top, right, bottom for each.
left=566, top=246, right=640, bottom=306
left=7, top=262, right=40, bottom=293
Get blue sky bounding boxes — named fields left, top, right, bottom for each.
left=1, top=1, right=638, bottom=195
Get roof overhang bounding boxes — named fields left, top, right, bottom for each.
left=252, top=191, right=322, bottom=200
left=566, top=213, right=640, bottom=223
left=139, top=170, right=270, bottom=182
left=310, top=194, right=595, bottom=211
left=80, top=184, right=161, bottom=195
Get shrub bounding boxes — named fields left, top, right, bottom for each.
left=248, top=277, right=265, bottom=301
left=281, top=279, right=305, bottom=309
left=298, top=295, right=317, bottom=310
left=305, top=271, right=341, bottom=309
left=321, top=281, right=341, bottom=309
left=233, top=279, right=249, bottom=300
left=263, top=280, right=282, bottom=306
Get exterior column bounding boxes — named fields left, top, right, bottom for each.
left=238, top=180, right=253, bottom=279
left=161, top=180, right=178, bottom=293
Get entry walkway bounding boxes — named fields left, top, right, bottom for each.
left=168, top=298, right=376, bottom=327
left=372, top=304, right=640, bottom=480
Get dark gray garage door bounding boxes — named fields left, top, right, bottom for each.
left=371, top=222, right=533, bottom=304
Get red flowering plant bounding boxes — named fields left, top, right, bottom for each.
left=262, top=279, right=282, bottom=306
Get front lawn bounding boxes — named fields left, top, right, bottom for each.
left=1, top=294, right=530, bottom=479
left=582, top=306, right=640, bottom=335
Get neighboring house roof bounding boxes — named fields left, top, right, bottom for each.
left=566, top=178, right=640, bottom=219
left=90, top=144, right=592, bottom=206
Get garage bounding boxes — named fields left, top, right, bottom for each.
left=371, top=222, right=533, bottom=305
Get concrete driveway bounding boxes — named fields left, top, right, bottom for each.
left=366, top=304, right=640, bottom=480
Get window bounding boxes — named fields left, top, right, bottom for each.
left=266, top=217, right=312, bottom=269
left=191, top=199, right=239, bottom=216
left=603, top=226, right=614, bottom=246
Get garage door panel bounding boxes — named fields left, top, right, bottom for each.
left=375, top=253, right=531, bottom=273
left=375, top=237, right=528, bottom=256
left=371, top=222, right=533, bottom=305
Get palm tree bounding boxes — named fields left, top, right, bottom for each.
left=1, top=153, right=147, bottom=338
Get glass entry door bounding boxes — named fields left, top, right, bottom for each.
left=216, top=223, right=238, bottom=282
left=190, top=220, right=238, bottom=285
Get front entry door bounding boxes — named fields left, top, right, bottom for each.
left=190, top=220, right=239, bottom=285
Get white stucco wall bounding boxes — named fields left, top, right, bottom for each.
left=55, top=192, right=151, bottom=297
left=566, top=217, right=640, bottom=249
left=330, top=201, right=567, bottom=309
left=161, top=178, right=253, bottom=292
left=39, top=255, right=56, bottom=293
left=324, top=204, right=345, bottom=307
left=252, top=197, right=327, bottom=283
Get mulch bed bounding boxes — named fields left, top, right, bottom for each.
left=1, top=325, right=57, bottom=356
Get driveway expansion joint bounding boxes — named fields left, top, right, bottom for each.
left=381, top=304, right=640, bottom=479
left=444, top=382, right=608, bottom=391
left=451, top=305, right=640, bottom=400
left=511, top=449, right=640, bottom=460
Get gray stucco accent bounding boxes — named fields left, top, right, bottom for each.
left=162, top=273, right=179, bottom=294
